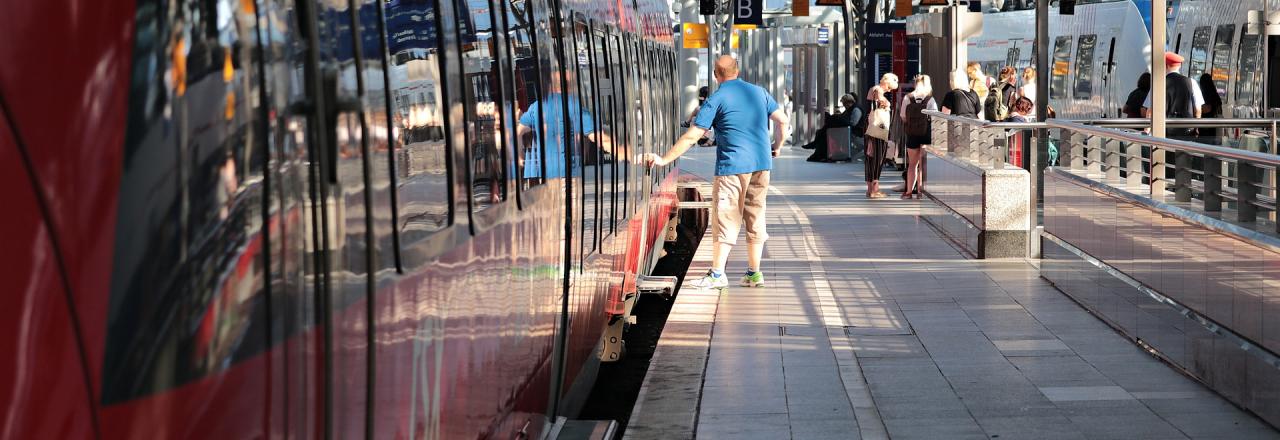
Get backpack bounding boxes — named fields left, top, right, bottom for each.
left=905, top=96, right=932, bottom=137
left=985, top=82, right=1011, bottom=121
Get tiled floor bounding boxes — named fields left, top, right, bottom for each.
left=625, top=146, right=1280, bottom=440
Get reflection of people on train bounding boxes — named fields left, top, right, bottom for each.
left=217, top=148, right=238, bottom=220
left=517, top=70, right=615, bottom=179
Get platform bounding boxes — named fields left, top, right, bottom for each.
left=623, top=146, right=1279, bottom=440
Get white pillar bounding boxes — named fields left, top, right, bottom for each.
left=679, top=0, right=702, bottom=118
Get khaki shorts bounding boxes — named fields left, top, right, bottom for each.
left=712, top=170, right=770, bottom=245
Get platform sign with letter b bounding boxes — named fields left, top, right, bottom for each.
left=733, top=0, right=763, bottom=26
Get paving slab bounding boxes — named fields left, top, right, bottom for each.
left=624, top=147, right=1277, bottom=440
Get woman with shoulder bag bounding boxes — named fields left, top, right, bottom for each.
left=900, top=74, right=937, bottom=199
left=864, top=73, right=898, bottom=198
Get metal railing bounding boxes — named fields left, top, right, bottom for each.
left=923, top=110, right=1046, bottom=169
left=1047, top=119, right=1280, bottom=232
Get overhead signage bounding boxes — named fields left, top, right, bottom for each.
left=793, top=0, right=809, bottom=17
left=733, top=0, right=764, bottom=27
left=682, top=23, right=709, bottom=49
left=814, top=0, right=843, bottom=6
left=817, top=27, right=830, bottom=45
left=895, top=0, right=913, bottom=16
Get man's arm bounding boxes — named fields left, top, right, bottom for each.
left=769, top=109, right=789, bottom=157
left=644, top=125, right=708, bottom=167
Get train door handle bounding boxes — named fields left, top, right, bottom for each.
left=320, top=67, right=361, bottom=184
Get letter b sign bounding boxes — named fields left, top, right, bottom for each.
left=733, top=0, right=763, bottom=26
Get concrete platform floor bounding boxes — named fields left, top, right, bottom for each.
left=623, top=146, right=1279, bottom=440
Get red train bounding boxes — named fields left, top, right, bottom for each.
left=0, top=0, right=681, bottom=437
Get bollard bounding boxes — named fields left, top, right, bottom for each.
left=1174, top=151, right=1193, bottom=202
left=1203, top=156, right=1223, bottom=212
left=1105, top=139, right=1122, bottom=181
left=1238, top=162, right=1261, bottom=223
left=1125, top=141, right=1144, bottom=188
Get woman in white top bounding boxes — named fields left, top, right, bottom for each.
left=1020, top=67, right=1037, bottom=118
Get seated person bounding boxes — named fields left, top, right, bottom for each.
left=806, top=94, right=861, bottom=162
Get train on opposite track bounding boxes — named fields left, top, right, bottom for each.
left=970, top=0, right=1278, bottom=121
left=0, top=0, right=686, bottom=438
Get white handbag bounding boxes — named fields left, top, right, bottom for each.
left=865, top=107, right=891, bottom=141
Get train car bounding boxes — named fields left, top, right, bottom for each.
left=969, top=0, right=1279, bottom=120
left=969, top=0, right=1149, bottom=118
left=0, top=0, right=681, bottom=438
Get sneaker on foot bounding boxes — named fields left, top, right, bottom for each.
left=740, top=271, right=765, bottom=287
left=689, top=271, right=729, bottom=290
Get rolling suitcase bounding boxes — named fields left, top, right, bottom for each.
left=826, top=127, right=851, bottom=162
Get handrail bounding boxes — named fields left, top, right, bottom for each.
left=1046, top=119, right=1280, bottom=167
left=922, top=110, right=1048, bottom=130
left=1072, top=118, right=1280, bottom=129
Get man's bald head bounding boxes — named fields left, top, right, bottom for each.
left=713, top=55, right=739, bottom=82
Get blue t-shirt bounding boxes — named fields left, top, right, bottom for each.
left=518, top=94, right=595, bottom=179
left=693, top=79, right=779, bottom=176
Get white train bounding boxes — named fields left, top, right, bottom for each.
left=969, top=0, right=1276, bottom=119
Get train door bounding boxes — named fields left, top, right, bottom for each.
left=295, top=0, right=392, bottom=436
left=256, top=0, right=325, bottom=437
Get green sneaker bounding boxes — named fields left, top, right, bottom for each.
left=689, top=271, right=729, bottom=290
left=740, top=271, right=765, bottom=287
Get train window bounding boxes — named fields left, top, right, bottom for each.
left=500, top=0, right=544, bottom=192
left=385, top=2, right=452, bottom=251
left=590, top=28, right=617, bottom=236
left=1073, top=34, right=1097, bottom=100
left=611, top=33, right=630, bottom=224
left=1210, top=24, right=1235, bottom=99
left=1189, top=26, right=1211, bottom=79
left=461, top=0, right=507, bottom=213
left=1236, top=32, right=1263, bottom=111
left=1050, top=36, right=1072, bottom=100
left=571, top=18, right=599, bottom=255
left=103, top=0, right=269, bottom=403
left=1005, top=48, right=1020, bottom=72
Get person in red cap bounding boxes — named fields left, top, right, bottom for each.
left=1142, top=51, right=1204, bottom=138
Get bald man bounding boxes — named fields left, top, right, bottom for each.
left=645, top=55, right=789, bottom=290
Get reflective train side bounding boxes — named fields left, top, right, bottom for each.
left=0, top=0, right=680, bottom=438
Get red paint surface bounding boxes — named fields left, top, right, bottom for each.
left=0, top=0, right=135, bottom=403
left=0, top=109, right=97, bottom=440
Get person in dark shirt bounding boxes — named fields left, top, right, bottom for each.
left=1198, top=73, right=1222, bottom=140
left=1142, top=52, right=1203, bottom=139
left=1122, top=72, right=1151, bottom=118
left=941, top=69, right=980, bottom=118
left=805, top=94, right=861, bottom=162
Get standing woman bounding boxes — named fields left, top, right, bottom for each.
left=1122, top=73, right=1151, bottom=118
left=966, top=62, right=990, bottom=120
left=941, top=69, right=980, bottom=118
left=1198, top=73, right=1222, bottom=141
left=1020, top=67, right=1037, bottom=118
left=900, top=74, right=937, bottom=199
left=864, top=73, right=899, bottom=198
